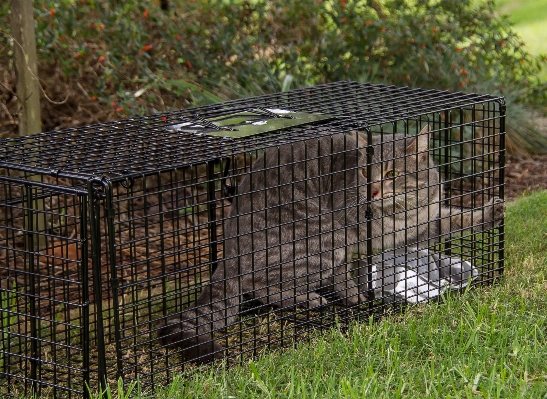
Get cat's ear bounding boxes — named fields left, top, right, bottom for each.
left=419, top=125, right=430, bottom=135
left=417, top=125, right=430, bottom=153
left=347, top=130, right=368, bottom=147
left=406, top=125, right=430, bottom=155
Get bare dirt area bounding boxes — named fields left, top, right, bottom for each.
left=505, top=155, right=547, bottom=201
left=503, top=113, right=547, bottom=201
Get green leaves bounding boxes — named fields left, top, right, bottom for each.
left=162, top=79, right=224, bottom=105
left=2, top=0, right=546, bottom=149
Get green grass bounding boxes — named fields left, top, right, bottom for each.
left=90, top=191, right=547, bottom=399
left=494, top=0, right=547, bottom=79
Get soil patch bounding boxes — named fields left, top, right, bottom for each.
left=505, top=155, right=547, bottom=201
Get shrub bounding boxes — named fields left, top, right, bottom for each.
left=1, top=0, right=545, bottom=152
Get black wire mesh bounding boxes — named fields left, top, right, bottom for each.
left=0, top=81, right=505, bottom=397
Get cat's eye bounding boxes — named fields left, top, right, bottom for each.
left=385, top=170, right=399, bottom=178
left=362, top=169, right=367, bottom=178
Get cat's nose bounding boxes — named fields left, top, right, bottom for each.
left=372, top=189, right=380, bottom=198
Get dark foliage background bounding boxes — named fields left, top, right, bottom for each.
left=1, top=0, right=546, bottom=153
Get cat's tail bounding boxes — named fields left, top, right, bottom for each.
left=158, top=275, right=241, bottom=365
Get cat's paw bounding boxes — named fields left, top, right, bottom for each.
left=341, top=292, right=366, bottom=307
left=308, top=295, right=329, bottom=308
left=158, top=316, right=224, bottom=365
left=476, top=196, right=505, bottom=231
left=491, top=196, right=506, bottom=219
left=294, top=292, right=328, bottom=309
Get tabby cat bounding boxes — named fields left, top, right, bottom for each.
left=159, top=126, right=505, bottom=364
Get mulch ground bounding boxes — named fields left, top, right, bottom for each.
left=505, top=154, right=547, bottom=201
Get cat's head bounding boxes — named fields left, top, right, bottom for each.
left=352, top=125, right=438, bottom=211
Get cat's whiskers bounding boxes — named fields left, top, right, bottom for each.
left=396, top=192, right=418, bottom=210
left=394, top=196, right=407, bottom=210
left=336, top=196, right=359, bottom=223
left=374, top=191, right=419, bottom=212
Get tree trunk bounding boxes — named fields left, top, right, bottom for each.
left=11, top=0, right=46, bottom=249
left=11, top=0, right=42, bottom=136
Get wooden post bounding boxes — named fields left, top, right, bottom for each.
left=11, top=0, right=42, bottom=136
left=11, top=0, right=46, bottom=249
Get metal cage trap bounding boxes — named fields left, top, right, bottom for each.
left=0, top=81, right=505, bottom=397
